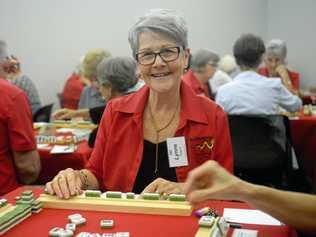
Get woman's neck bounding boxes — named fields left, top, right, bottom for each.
left=148, top=87, right=180, bottom=112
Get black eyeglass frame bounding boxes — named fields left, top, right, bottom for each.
left=135, top=46, right=183, bottom=66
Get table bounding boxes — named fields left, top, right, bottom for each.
left=290, top=115, right=316, bottom=189
left=36, top=141, right=93, bottom=184
left=1, top=187, right=297, bottom=237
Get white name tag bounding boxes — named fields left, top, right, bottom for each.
left=166, top=137, right=188, bottom=168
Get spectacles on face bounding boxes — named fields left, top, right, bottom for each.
left=136, top=46, right=181, bottom=66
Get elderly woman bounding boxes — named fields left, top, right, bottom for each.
left=259, top=39, right=299, bottom=94
left=78, top=49, right=111, bottom=109
left=53, top=56, right=142, bottom=147
left=182, top=49, right=219, bottom=98
left=46, top=9, right=233, bottom=199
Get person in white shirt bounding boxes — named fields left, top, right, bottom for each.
left=216, top=33, right=302, bottom=115
left=208, top=69, right=232, bottom=95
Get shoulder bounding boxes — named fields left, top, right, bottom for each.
left=0, top=79, right=25, bottom=99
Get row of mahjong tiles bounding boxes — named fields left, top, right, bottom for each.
left=38, top=190, right=192, bottom=216
left=0, top=190, right=43, bottom=235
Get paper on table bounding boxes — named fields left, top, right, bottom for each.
left=50, top=145, right=76, bottom=154
left=37, top=143, right=50, bottom=149
left=223, top=208, right=283, bottom=226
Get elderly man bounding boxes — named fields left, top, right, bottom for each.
left=182, top=49, right=219, bottom=98
left=0, top=40, right=41, bottom=195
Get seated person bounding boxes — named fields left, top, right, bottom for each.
left=182, top=49, right=219, bottom=98
left=0, top=40, right=41, bottom=195
left=209, top=69, right=232, bottom=96
left=5, top=55, right=42, bottom=115
left=259, top=39, right=299, bottom=94
left=46, top=9, right=233, bottom=199
left=53, top=56, right=144, bottom=147
left=216, top=34, right=302, bottom=115
left=78, top=49, right=111, bottom=109
left=62, top=60, right=89, bottom=109
left=218, top=54, right=239, bottom=78
left=184, top=160, right=316, bottom=235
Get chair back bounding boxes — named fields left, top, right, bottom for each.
left=228, top=115, right=288, bottom=187
left=32, top=103, right=54, bottom=122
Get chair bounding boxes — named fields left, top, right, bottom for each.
left=228, top=115, right=288, bottom=188
left=33, top=103, right=54, bottom=122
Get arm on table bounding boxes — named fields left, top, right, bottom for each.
left=53, top=108, right=90, bottom=120
left=13, top=149, right=41, bottom=184
left=184, top=160, right=316, bottom=234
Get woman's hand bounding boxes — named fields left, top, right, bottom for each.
left=45, top=168, right=83, bottom=199
left=142, top=178, right=185, bottom=196
left=53, top=109, right=77, bottom=120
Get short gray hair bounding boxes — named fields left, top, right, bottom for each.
left=128, top=9, right=188, bottom=57
left=190, top=49, right=219, bottom=72
left=265, top=39, right=287, bottom=63
left=0, top=40, right=8, bottom=62
left=96, top=56, right=138, bottom=93
left=233, top=33, right=265, bottom=68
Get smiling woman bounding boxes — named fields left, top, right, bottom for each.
left=45, top=9, right=233, bottom=199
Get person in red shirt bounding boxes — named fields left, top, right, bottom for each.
left=61, top=72, right=86, bottom=109
left=45, top=9, right=233, bottom=199
left=182, top=49, right=219, bottom=98
left=259, top=39, right=299, bottom=94
left=0, top=40, right=41, bottom=195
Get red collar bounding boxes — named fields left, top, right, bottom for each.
left=113, top=81, right=208, bottom=125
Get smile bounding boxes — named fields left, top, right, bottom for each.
left=151, top=72, right=172, bottom=79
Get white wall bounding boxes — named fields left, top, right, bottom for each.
left=0, top=0, right=267, bottom=106
left=267, top=0, right=316, bottom=90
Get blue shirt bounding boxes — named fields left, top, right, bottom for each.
left=215, top=71, right=302, bottom=114
left=78, top=85, right=105, bottom=109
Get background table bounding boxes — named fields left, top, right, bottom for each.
left=36, top=141, right=93, bottom=184
left=290, top=115, right=316, bottom=189
left=1, top=186, right=297, bottom=237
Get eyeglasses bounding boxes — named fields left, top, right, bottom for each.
left=136, top=46, right=181, bottom=65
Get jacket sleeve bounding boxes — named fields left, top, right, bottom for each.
left=85, top=101, right=113, bottom=189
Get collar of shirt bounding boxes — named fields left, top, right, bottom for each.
left=234, top=71, right=264, bottom=82
left=112, top=81, right=209, bottom=128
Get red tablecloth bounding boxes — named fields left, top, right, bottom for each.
left=36, top=141, right=93, bottom=184
left=1, top=187, right=297, bottom=237
left=290, top=116, right=316, bottom=188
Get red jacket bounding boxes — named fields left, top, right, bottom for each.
left=258, top=67, right=300, bottom=91
left=182, top=69, right=210, bottom=97
left=86, top=82, right=233, bottom=192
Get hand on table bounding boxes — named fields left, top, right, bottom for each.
left=183, top=160, right=244, bottom=205
left=45, top=168, right=83, bottom=199
left=53, top=108, right=77, bottom=120
left=142, top=178, right=185, bottom=196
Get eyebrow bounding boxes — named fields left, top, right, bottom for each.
left=138, top=44, right=177, bottom=53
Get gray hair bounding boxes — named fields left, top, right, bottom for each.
left=233, top=33, right=265, bottom=69
left=265, top=39, right=287, bottom=63
left=128, top=9, right=188, bottom=57
left=190, top=49, right=219, bottom=72
left=0, top=40, right=8, bottom=62
left=96, top=56, right=138, bottom=93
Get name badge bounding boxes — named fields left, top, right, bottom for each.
left=166, top=136, right=188, bottom=168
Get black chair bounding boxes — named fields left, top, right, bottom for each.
left=33, top=103, right=54, bottom=122
left=228, top=115, right=289, bottom=188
